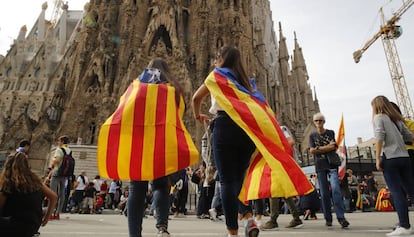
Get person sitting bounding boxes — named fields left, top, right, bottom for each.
left=0, top=152, right=58, bottom=236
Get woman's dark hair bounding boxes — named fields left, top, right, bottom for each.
left=218, top=46, right=253, bottom=92
left=0, top=152, right=42, bottom=193
left=390, top=101, right=402, bottom=115
left=19, top=139, right=30, bottom=147
left=147, top=57, right=182, bottom=105
left=148, top=58, right=181, bottom=91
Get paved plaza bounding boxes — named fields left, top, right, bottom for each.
left=38, top=211, right=414, bottom=237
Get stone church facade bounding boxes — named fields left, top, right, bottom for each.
left=0, top=0, right=318, bottom=175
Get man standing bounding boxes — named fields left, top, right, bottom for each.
left=46, top=135, right=71, bottom=220
left=309, top=113, right=349, bottom=228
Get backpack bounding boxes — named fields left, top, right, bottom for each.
left=57, top=147, right=75, bottom=177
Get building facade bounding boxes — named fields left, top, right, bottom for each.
left=0, top=0, right=319, bottom=174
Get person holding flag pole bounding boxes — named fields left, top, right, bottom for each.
left=309, top=112, right=350, bottom=228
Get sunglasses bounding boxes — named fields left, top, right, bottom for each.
left=314, top=119, right=324, bottom=122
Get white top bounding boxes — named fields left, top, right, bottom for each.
left=76, top=175, right=89, bottom=190
left=108, top=181, right=118, bottom=194
left=93, top=179, right=103, bottom=192
left=209, top=95, right=223, bottom=115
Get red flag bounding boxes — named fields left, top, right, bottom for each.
left=97, top=80, right=199, bottom=181
left=205, top=68, right=313, bottom=202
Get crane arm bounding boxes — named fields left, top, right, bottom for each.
left=353, top=31, right=382, bottom=63
left=353, top=0, right=414, bottom=63
left=388, top=0, right=414, bottom=24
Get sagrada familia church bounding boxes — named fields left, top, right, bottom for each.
left=0, top=0, right=319, bottom=175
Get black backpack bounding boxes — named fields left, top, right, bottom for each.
left=57, top=147, right=75, bottom=177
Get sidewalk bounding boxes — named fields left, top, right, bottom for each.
left=39, top=211, right=413, bottom=237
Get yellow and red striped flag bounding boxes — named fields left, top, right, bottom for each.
left=97, top=80, right=199, bottom=181
left=336, top=115, right=345, bottom=147
left=336, top=115, right=347, bottom=179
left=205, top=68, right=313, bottom=202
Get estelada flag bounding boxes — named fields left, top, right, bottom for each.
left=205, top=68, right=313, bottom=202
left=97, top=80, right=199, bottom=181
left=336, top=115, right=347, bottom=180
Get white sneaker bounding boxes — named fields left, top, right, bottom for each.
left=254, top=219, right=262, bottom=228
left=386, top=226, right=412, bottom=236
left=209, top=208, right=218, bottom=221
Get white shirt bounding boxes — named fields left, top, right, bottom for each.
left=93, top=179, right=103, bottom=192
left=108, top=181, right=118, bottom=194
left=76, top=175, right=89, bottom=190
left=209, top=95, right=223, bottom=115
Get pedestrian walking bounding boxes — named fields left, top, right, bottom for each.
left=192, top=46, right=259, bottom=237
left=97, top=57, right=198, bottom=237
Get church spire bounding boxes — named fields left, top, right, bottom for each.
left=278, top=22, right=289, bottom=61
left=313, top=85, right=320, bottom=112
left=292, top=31, right=307, bottom=73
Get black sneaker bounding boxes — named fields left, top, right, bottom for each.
left=260, top=220, right=279, bottom=231
left=285, top=219, right=304, bottom=229
left=326, top=221, right=332, bottom=227
left=338, top=218, right=350, bottom=228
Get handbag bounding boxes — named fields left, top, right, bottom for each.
left=326, top=151, right=341, bottom=166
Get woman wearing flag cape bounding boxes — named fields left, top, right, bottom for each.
left=97, top=58, right=199, bottom=237
left=192, top=46, right=258, bottom=237
left=192, top=46, right=312, bottom=237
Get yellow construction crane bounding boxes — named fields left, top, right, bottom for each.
left=353, top=0, right=414, bottom=119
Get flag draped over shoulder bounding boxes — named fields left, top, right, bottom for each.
left=97, top=80, right=199, bottom=181
left=205, top=68, right=313, bottom=202
left=336, top=115, right=347, bottom=180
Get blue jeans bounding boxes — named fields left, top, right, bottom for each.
left=343, top=198, right=350, bottom=212
left=382, top=157, right=414, bottom=228
left=128, top=176, right=170, bottom=237
left=212, top=112, right=255, bottom=230
left=317, top=168, right=345, bottom=222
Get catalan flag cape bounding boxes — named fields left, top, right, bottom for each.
left=355, top=185, right=363, bottom=210
left=97, top=79, right=199, bottom=181
left=205, top=68, right=313, bottom=202
left=375, top=188, right=394, bottom=211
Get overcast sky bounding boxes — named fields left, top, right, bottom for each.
left=1, top=0, right=413, bottom=146
left=269, top=0, right=414, bottom=145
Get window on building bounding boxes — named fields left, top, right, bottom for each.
left=35, top=67, right=41, bottom=78
left=6, top=67, right=11, bottom=77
